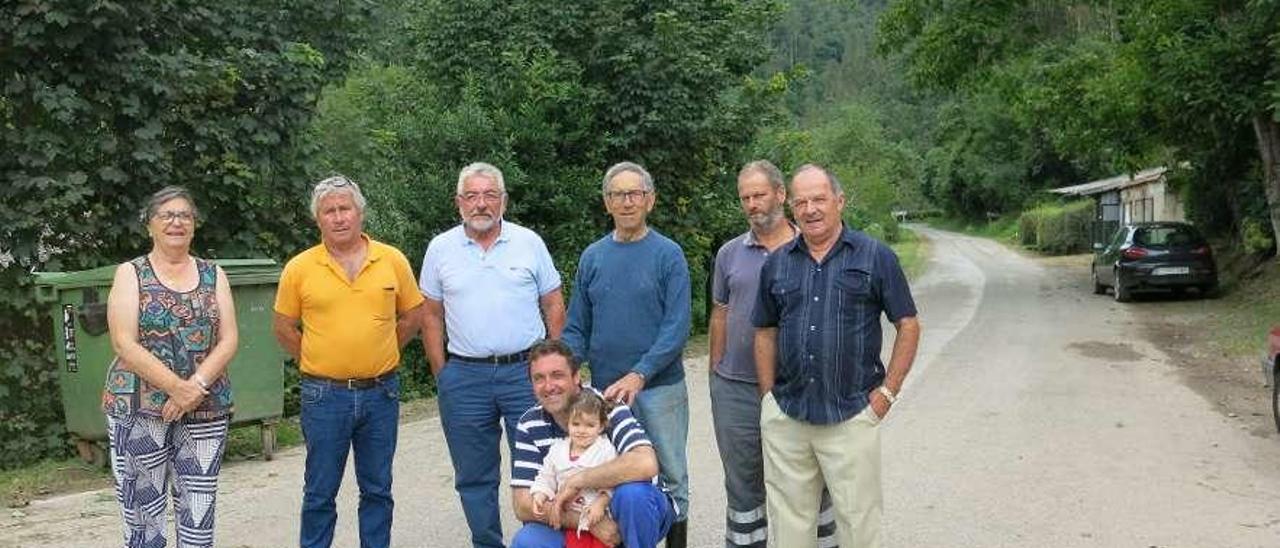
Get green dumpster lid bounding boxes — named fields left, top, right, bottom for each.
left=33, top=258, right=280, bottom=294
left=216, top=258, right=282, bottom=285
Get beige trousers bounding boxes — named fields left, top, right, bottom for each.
left=760, top=393, right=882, bottom=548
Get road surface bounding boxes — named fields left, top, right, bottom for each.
left=2, top=226, right=1278, bottom=547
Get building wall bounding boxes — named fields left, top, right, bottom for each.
left=1119, top=178, right=1184, bottom=223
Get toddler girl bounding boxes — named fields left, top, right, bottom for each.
left=530, top=391, right=618, bottom=548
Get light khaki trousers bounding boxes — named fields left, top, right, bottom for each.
left=760, top=393, right=882, bottom=548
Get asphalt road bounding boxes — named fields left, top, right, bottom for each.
left=3, top=226, right=1278, bottom=547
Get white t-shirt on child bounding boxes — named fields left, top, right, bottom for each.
left=528, top=435, right=618, bottom=513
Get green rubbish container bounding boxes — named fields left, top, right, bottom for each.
left=33, top=258, right=287, bottom=466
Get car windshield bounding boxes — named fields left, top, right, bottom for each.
left=1134, top=225, right=1202, bottom=248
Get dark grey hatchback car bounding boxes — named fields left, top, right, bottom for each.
left=1091, top=222, right=1218, bottom=302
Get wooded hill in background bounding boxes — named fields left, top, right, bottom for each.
left=878, top=0, right=1279, bottom=256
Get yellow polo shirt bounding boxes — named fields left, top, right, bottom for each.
left=274, top=236, right=425, bottom=379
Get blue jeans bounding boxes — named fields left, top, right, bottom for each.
left=299, top=373, right=400, bottom=548
left=437, top=358, right=537, bottom=547
left=630, top=379, right=690, bottom=522
left=511, top=482, right=675, bottom=548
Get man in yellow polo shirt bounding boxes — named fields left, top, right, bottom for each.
left=272, top=175, right=424, bottom=548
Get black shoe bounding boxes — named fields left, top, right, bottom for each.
left=664, top=520, right=687, bottom=548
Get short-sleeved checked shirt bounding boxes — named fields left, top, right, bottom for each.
left=510, top=387, right=674, bottom=509
left=752, top=226, right=917, bottom=425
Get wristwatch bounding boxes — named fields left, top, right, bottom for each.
left=191, top=373, right=211, bottom=391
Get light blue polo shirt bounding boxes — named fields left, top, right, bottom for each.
left=420, top=220, right=562, bottom=357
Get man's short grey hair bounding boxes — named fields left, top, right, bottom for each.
left=601, top=161, right=654, bottom=194
left=791, top=163, right=844, bottom=196
left=310, top=175, right=367, bottom=218
left=141, top=186, right=199, bottom=224
left=738, top=160, right=785, bottom=190
left=457, top=162, right=506, bottom=195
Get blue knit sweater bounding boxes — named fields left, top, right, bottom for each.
left=563, top=229, right=690, bottom=390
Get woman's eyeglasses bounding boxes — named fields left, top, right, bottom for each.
left=152, top=211, right=195, bottom=224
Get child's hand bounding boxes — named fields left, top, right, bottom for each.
left=579, top=496, right=609, bottom=533
left=531, top=493, right=548, bottom=517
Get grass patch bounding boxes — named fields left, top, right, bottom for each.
left=892, top=228, right=929, bottom=280
left=225, top=419, right=304, bottom=461
left=0, top=457, right=110, bottom=508
left=1202, top=254, right=1280, bottom=357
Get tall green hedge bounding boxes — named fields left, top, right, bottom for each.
left=1018, top=199, right=1094, bottom=254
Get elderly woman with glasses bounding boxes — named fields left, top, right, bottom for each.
left=103, top=185, right=239, bottom=548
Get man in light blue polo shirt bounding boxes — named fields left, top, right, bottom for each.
left=420, top=162, right=566, bottom=548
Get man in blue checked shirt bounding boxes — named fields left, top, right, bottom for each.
left=508, top=339, right=675, bottom=548
left=753, top=164, right=921, bottom=548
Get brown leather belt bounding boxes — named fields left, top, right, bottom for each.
left=301, top=371, right=395, bottom=390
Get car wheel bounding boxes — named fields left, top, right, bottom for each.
left=1113, top=271, right=1131, bottom=302
left=1273, top=363, right=1280, bottom=435
left=1198, top=282, right=1218, bottom=299
left=1092, top=268, right=1105, bottom=295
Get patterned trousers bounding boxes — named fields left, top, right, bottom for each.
left=106, top=413, right=230, bottom=548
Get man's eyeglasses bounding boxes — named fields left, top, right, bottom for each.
left=458, top=191, right=504, bottom=204
left=152, top=211, right=195, bottom=224
left=606, top=189, right=650, bottom=203
left=318, top=176, right=359, bottom=189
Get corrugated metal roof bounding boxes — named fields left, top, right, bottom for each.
left=1048, top=166, right=1168, bottom=196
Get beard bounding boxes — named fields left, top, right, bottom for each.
left=748, top=208, right=785, bottom=230
left=465, top=215, right=497, bottom=233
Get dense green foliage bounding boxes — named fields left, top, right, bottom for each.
left=307, top=0, right=789, bottom=349
left=879, top=0, right=1280, bottom=253
left=753, top=0, right=934, bottom=237
left=2, top=0, right=795, bottom=469
left=18, top=0, right=1278, bottom=471
left=0, top=1, right=375, bottom=468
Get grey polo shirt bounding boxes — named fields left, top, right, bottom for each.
left=711, top=227, right=796, bottom=383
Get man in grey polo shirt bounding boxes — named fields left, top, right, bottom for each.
left=709, top=160, right=837, bottom=548
left=420, top=162, right=566, bottom=548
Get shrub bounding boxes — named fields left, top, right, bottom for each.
left=1018, top=199, right=1093, bottom=254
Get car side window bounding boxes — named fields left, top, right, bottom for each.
left=1109, top=227, right=1128, bottom=250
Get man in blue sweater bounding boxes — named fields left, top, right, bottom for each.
left=563, top=161, right=691, bottom=548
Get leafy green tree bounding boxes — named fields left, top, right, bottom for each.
left=879, top=0, right=1280, bottom=248
left=0, top=1, right=374, bottom=467
left=755, top=0, right=938, bottom=226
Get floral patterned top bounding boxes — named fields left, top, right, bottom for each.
left=101, top=255, right=234, bottom=419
